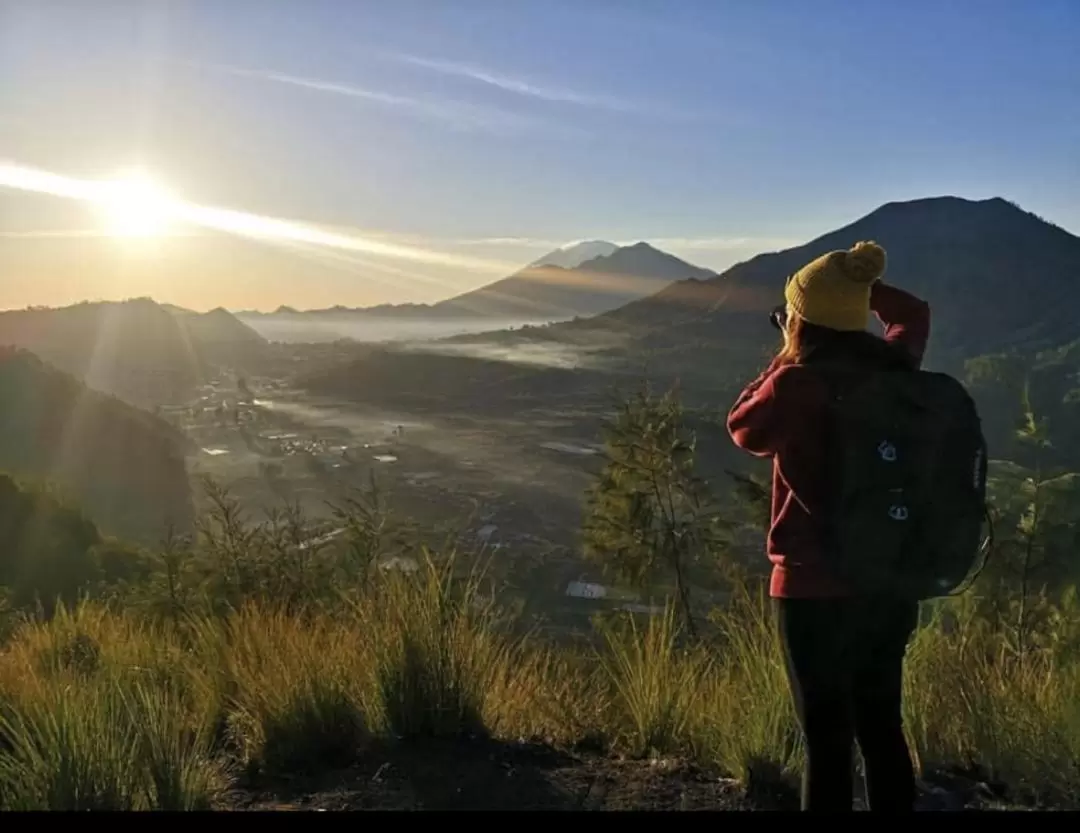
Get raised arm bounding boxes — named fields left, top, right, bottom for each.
left=727, top=361, right=791, bottom=458
left=871, top=282, right=931, bottom=366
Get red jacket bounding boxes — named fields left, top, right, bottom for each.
left=726, top=283, right=932, bottom=598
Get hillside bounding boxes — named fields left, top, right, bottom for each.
left=0, top=299, right=267, bottom=407
left=0, top=347, right=194, bottom=543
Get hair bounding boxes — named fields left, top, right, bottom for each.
left=774, top=308, right=915, bottom=371
left=775, top=310, right=807, bottom=365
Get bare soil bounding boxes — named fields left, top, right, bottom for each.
left=224, top=738, right=1031, bottom=812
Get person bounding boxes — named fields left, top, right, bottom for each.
left=726, top=240, right=931, bottom=812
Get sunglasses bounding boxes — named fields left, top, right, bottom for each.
left=769, top=305, right=787, bottom=331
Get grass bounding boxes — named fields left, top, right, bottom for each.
left=0, top=551, right=1079, bottom=810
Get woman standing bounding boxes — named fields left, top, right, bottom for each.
left=726, top=241, right=931, bottom=812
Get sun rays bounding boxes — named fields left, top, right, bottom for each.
left=0, top=161, right=519, bottom=283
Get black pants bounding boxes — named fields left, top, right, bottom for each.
left=776, top=596, right=919, bottom=812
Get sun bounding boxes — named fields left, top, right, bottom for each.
left=96, top=172, right=176, bottom=238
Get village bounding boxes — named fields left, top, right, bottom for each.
left=152, top=368, right=671, bottom=638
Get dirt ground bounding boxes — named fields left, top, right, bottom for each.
left=225, top=737, right=1029, bottom=812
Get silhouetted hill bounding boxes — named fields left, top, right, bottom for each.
left=584, top=197, right=1080, bottom=363
left=0, top=347, right=194, bottom=544
left=0, top=299, right=267, bottom=406
left=460, top=197, right=1080, bottom=372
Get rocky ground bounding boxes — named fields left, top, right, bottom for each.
left=225, top=737, right=1036, bottom=812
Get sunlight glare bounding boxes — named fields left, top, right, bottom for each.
left=0, top=161, right=517, bottom=275
left=97, top=172, right=176, bottom=238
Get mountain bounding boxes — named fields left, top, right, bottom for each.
left=424, top=242, right=715, bottom=321
left=588, top=197, right=1080, bottom=363
left=0, top=347, right=195, bottom=544
left=237, top=242, right=713, bottom=344
left=0, top=299, right=267, bottom=407
left=303, top=197, right=1080, bottom=415
left=529, top=240, right=619, bottom=269
left=462, top=197, right=1080, bottom=377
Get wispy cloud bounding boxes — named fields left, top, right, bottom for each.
left=387, top=52, right=638, bottom=113
left=199, top=62, right=584, bottom=138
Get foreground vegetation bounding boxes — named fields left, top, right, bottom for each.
left=1, top=528, right=1079, bottom=810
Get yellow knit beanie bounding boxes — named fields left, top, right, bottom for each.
left=784, top=241, right=887, bottom=332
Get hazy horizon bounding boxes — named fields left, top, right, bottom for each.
left=3, top=0, right=1078, bottom=312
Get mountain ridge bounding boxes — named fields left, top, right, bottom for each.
left=303, top=195, right=1080, bottom=412
left=237, top=241, right=713, bottom=322
left=0, top=298, right=267, bottom=407
left=516, top=195, right=1080, bottom=364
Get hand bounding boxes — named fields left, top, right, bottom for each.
left=869, top=279, right=887, bottom=309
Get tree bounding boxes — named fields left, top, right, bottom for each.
left=983, top=386, right=1080, bottom=661
left=582, top=382, right=731, bottom=638
left=0, top=474, right=103, bottom=613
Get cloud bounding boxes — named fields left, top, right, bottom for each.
left=200, top=63, right=584, bottom=138
left=387, top=52, right=638, bottom=113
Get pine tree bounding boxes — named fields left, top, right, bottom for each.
left=984, top=381, right=1080, bottom=661
left=582, top=382, right=731, bottom=638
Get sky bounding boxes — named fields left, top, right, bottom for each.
left=2, top=0, right=1078, bottom=312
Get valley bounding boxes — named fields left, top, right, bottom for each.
left=171, top=347, right=741, bottom=638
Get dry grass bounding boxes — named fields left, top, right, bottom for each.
left=0, top=556, right=1078, bottom=809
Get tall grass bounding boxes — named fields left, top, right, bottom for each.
left=701, top=582, right=802, bottom=784
left=596, top=603, right=712, bottom=757
left=1, top=549, right=1080, bottom=809
left=903, top=599, right=1080, bottom=802
left=0, top=673, right=224, bottom=811
left=355, top=553, right=513, bottom=739
left=193, top=604, right=372, bottom=776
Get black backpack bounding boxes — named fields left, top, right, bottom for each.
left=814, top=363, right=992, bottom=601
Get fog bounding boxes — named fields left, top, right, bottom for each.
left=400, top=339, right=604, bottom=370
left=237, top=314, right=565, bottom=345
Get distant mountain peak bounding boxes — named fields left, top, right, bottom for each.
left=530, top=240, right=618, bottom=270
left=576, top=242, right=717, bottom=279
